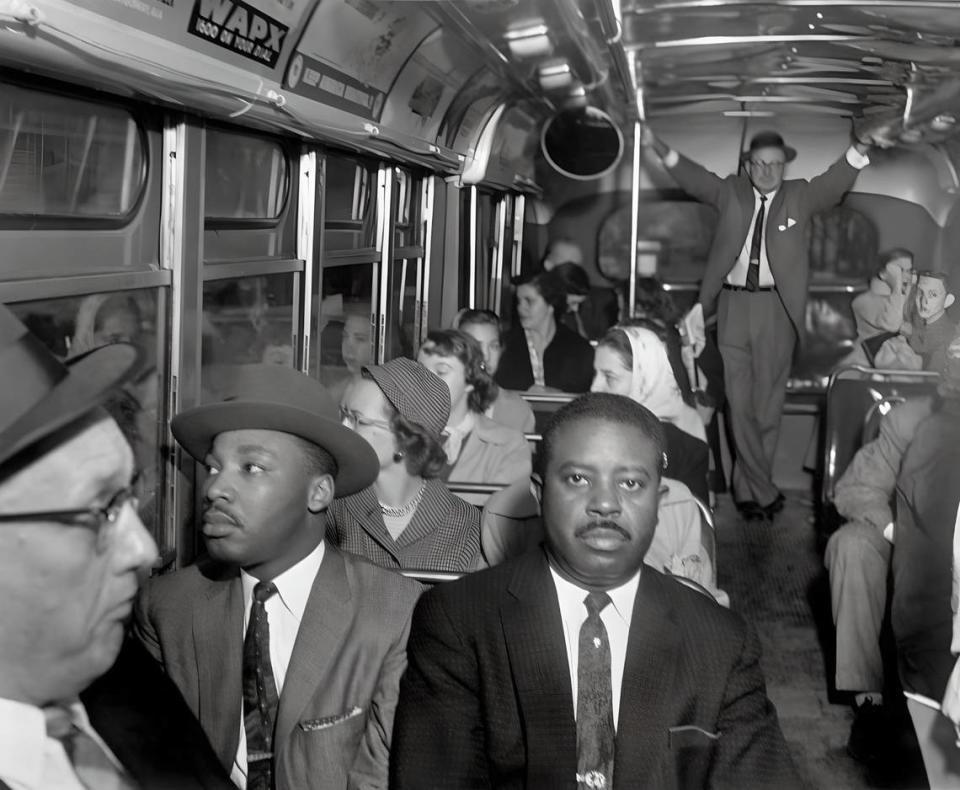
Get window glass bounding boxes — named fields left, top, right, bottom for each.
left=314, top=263, right=375, bottom=401
left=0, top=85, right=144, bottom=217
left=393, top=169, right=422, bottom=248
left=388, top=257, right=421, bottom=358
left=205, top=130, right=287, bottom=220
left=8, top=289, right=167, bottom=545
left=324, top=156, right=378, bottom=251
left=202, top=274, right=296, bottom=375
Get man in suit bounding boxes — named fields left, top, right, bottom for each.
left=134, top=364, right=422, bottom=790
left=392, top=392, right=801, bottom=789
left=642, top=126, right=882, bottom=520
left=0, top=304, right=233, bottom=790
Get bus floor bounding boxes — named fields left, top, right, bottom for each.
left=715, top=491, right=929, bottom=789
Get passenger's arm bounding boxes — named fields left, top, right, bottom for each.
left=710, top=623, right=804, bottom=789
left=641, top=125, right=727, bottom=208
left=349, top=604, right=415, bottom=790
left=803, top=151, right=863, bottom=214
left=390, top=590, right=492, bottom=789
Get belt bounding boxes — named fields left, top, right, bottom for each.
left=722, top=284, right=776, bottom=292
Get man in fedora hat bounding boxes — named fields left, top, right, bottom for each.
left=133, top=364, right=422, bottom=790
left=0, top=303, right=234, bottom=790
left=642, top=125, right=886, bottom=520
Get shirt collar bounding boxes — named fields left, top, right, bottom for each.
left=241, top=541, right=325, bottom=622
left=549, top=565, right=642, bottom=627
left=0, top=697, right=52, bottom=788
left=754, top=186, right=777, bottom=204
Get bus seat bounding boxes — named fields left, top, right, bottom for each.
left=821, top=366, right=938, bottom=508
left=861, top=396, right=906, bottom=446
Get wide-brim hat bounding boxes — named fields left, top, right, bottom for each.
left=0, top=304, right=142, bottom=475
left=741, top=130, right=797, bottom=163
left=172, top=364, right=378, bottom=496
left=363, top=358, right=450, bottom=438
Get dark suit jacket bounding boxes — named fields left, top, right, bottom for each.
left=668, top=152, right=860, bottom=337
left=496, top=323, right=595, bottom=393
left=327, top=479, right=481, bottom=572
left=134, top=545, right=422, bottom=790
left=391, top=549, right=801, bottom=790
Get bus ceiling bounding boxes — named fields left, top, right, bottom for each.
left=4, top=1, right=960, bottom=185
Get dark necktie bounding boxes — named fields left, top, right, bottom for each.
left=576, top=591, right=615, bottom=790
left=746, top=194, right=767, bottom=292
left=243, top=581, right=280, bottom=790
left=44, top=705, right=137, bottom=790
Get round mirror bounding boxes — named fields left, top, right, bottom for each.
left=540, top=107, right=624, bottom=180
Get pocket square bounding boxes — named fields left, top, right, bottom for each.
left=778, top=217, right=797, bottom=231
left=299, top=706, right=364, bottom=732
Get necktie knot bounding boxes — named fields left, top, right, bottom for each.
left=253, top=581, right=277, bottom=605
left=584, top=591, right=611, bottom=617
left=760, top=194, right=767, bottom=203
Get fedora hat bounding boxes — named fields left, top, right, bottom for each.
left=741, top=130, right=797, bottom=163
left=172, top=364, right=378, bottom=496
left=0, top=304, right=141, bottom=475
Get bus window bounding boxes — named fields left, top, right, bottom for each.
left=204, top=129, right=287, bottom=220
left=324, top=156, right=378, bottom=252
left=7, top=288, right=167, bottom=543
left=388, top=257, right=420, bottom=359
left=0, top=84, right=145, bottom=218
left=315, top=263, right=375, bottom=399
left=394, top=169, right=422, bottom=249
left=202, top=274, right=296, bottom=372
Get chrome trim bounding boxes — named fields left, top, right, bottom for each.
left=0, top=270, right=171, bottom=302
left=201, top=258, right=304, bottom=280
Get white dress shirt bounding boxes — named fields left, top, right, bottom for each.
left=232, top=541, right=325, bottom=788
left=548, top=567, right=641, bottom=730
left=0, top=698, right=123, bottom=790
left=661, top=145, right=871, bottom=289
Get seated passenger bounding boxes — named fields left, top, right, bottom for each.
left=480, top=474, right=720, bottom=598
left=824, top=395, right=933, bottom=763
left=417, top=330, right=531, bottom=506
left=591, top=325, right=710, bottom=501
left=891, top=340, right=960, bottom=785
left=324, top=301, right=374, bottom=404
left=329, top=358, right=482, bottom=572
left=0, top=305, right=232, bottom=789
left=907, top=270, right=956, bottom=374
left=134, top=364, right=422, bottom=790
left=455, top=308, right=535, bottom=433
left=496, top=270, right=595, bottom=393
left=552, top=261, right=619, bottom=341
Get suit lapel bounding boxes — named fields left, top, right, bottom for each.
left=274, top=545, right=352, bottom=747
left=342, top=487, right=402, bottom=564
left=502, top=551, right=577, bottom=786
left=614, top=571, right=680, bottom=788
left=194, top=572, right=244, bottom=766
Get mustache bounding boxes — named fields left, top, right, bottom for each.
left=203, top=505, right=239, bottom=525
left=575, top=520, right=630, bottom=540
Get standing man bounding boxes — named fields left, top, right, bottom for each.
left=135, top=364, right=422, bottom=790
left=392, top=393, right=801, bottom=789
left=642, top=126, right=882, bottom=519
left=0, top=304, right=233, bottom=790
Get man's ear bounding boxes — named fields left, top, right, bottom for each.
left=529, top=473, right=543, bottom=513
left=946, top=294, right=956, bottom=310
left=307, top=474, right=335, bottom=514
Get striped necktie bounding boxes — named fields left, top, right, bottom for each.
left=746, top=194, right=767, bottom=292
left=44, top=705, right=137, bottom=790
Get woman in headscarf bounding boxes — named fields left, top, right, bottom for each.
left=591, top=324, right=710, bottom=500
left=329, top=357, right=481, bottom=572
left=417, top=329, right=531, bottom=506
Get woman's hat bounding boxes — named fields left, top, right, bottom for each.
left=363, top=358, right=450, bottom=438
left=0, top=304, right=141, bottom=475
left=172, top=364, right=378, bottom=496
left=741, top=131, right=797, bottom=163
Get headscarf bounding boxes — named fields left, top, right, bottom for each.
left=620, top=325, right=707, bottom=442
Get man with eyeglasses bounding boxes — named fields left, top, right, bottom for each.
left=0, top=304, right=234, bottom=789
left=642, top=125, right=887, bottom=521
left=133, top=364, right=423, bottom=790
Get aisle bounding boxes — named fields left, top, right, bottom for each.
left=714, top=492, right=926, bottom=789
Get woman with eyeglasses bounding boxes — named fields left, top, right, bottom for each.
left=417, top=329, right=531, bottom=506
left=328, top=357, right=481, bottom=572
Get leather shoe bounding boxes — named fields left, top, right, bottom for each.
left=735, top=500, right=767, bottom=522
left=762, top=492, right=786, bottom=518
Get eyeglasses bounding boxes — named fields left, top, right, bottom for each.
left=748, top=160, right=785, bottom=172
left=339, top=406, right=392, bottom=431
left=0, top=474, right=141, bottom=552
